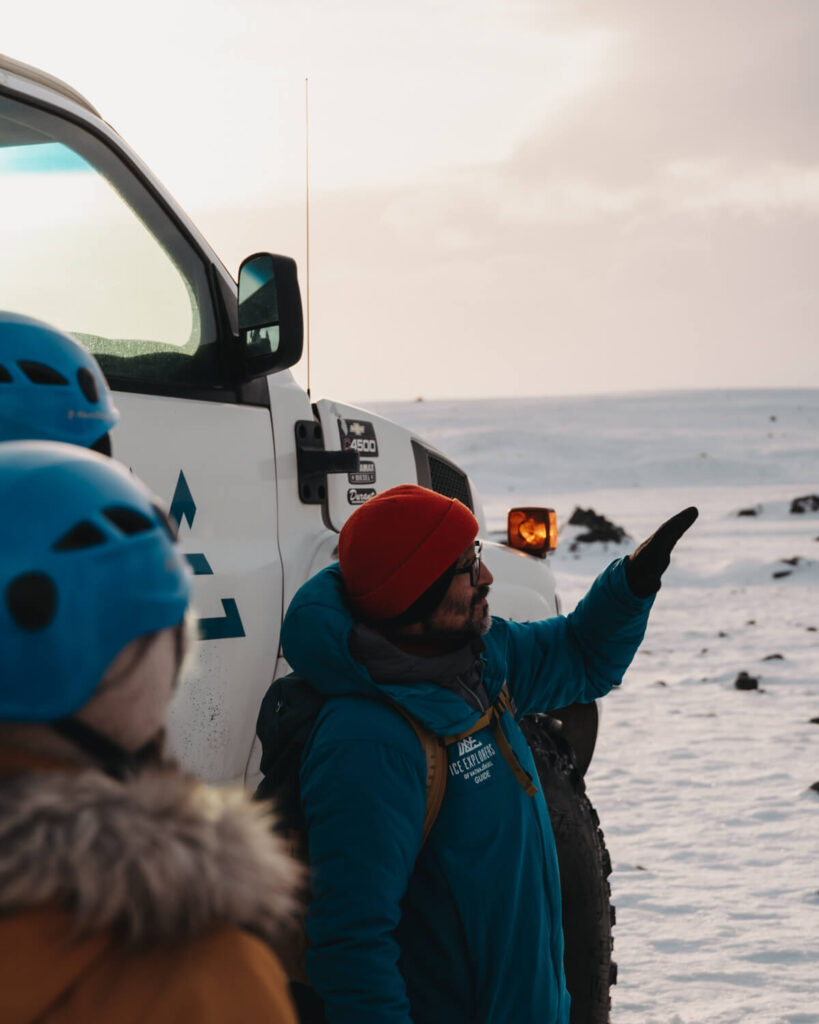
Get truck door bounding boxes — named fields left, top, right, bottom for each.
left=0, top=89, right=281, bottom=783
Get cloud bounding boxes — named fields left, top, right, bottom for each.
left=182, top=0, right=819, bottom=399
left=511, top=0, right=819, bottom=192
left=219, top=172, right=816, bottom=401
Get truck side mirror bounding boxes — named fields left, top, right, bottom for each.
left=238, top=252, right=304, bottom=378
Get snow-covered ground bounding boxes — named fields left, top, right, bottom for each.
left=370, top=389, right=819, bottom=1024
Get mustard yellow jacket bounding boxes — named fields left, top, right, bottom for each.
left=0, top=748, right=300, bottom=1024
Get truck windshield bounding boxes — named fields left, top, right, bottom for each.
left=0, top=95, right=219, bottom=388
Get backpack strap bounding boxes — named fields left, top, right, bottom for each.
left=390, top=703, right=448, bottom=845
left=392, top=682, right=538, bottom=848
left=488, top=686, right=539, bottom=797
left=443, top=684, right=538, bottom=798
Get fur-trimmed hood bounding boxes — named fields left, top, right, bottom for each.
left=0, top=757, right=301, bottom=952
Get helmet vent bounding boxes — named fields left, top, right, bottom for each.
left=76, top=367, right=100, bottom=403
left=54, top=521, right=107, bottom=551
left=6, top=572, right=57, bottom=630
left=103, top=505, right=154, bottom=536
left=0, top=364, right=11, bottom=383
left=18, top=361, right=69, bottom=386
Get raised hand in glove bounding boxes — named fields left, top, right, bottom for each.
left=624, top=507, right=699, bottom=598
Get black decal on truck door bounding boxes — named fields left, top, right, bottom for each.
left=169, top=470, right=245, bottom=641
left=169, top=470, right=196, bottom=529
left=199, top=599, right=246, bottom=640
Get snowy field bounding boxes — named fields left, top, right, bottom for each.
left=369, top=389, right=819, bottom=1024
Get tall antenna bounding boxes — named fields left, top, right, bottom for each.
left=305, top=76, right=311, bottom=399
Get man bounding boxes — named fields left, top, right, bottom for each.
left=279, top=484, right=696, bottom=1024
left=0, top=442, right=300, bottom=1023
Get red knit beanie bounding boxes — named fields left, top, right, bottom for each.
left=338, top=485, right=479, bottom=621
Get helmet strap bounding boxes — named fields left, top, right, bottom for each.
left=89, top=432, right=112, bottom=457
left=51, top=716, right=141, bottom=781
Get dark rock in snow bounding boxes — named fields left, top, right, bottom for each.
left=746, top=620, right=756, bottom=626
left=718, top=631, right=728, bottom=638
left=773, top=557, right=802, bottom=578
left=734, top=671, right=759, bottom=691
left=809, top=717, right=819, bottom=725
left=737, top=507, right=760, bottom=517
left=810, top=782, right=819, bottom=794
left=762, top=653, right=785, bottom=661
left=790, top=495, right=819, bottom=514
left=567, top=507, right=629, bottom=550
left=807, top=626, right=817, bottom=633
left=654, top=680, right=667, bottom=687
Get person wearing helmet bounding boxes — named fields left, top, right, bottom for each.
left=0, top=442, right=300, bottom=1023
left=0, top=311, right=119, bottom=454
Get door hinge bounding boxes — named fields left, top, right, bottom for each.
left=295, top=420, right=359, bottom=504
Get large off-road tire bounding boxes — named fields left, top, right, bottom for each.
left=520, top=714, right=616, bottom=1024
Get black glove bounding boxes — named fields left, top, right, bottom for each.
left=624, top=507, right=698, bottom=598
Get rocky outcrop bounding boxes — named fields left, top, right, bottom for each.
left=568, top=508, right=629, bottom=551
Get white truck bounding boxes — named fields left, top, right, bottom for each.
left=0, top=55, right=614, bottom=1023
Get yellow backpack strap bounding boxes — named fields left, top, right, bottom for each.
left=487, top=686, right=538, bottom=797
left=443, top=684, right=538, bottom=798
left=390, top=682, right=537, bottom=848
left=391, top=704, right=448, bottom=846
left=442, top=703, right=495, bottom=746
left=494, top=684, right=518, bottom=717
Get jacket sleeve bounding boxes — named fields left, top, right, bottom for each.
left=300, top=711, right=427, bottom=1024
left=497, top=557, right=654, bottom=716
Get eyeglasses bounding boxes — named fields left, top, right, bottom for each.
left=452, top=540, right=483, bottom=587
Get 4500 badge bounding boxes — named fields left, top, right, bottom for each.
left=339, top=418, right=379, bottom=503
left=339, top=418, right=379, bottom=457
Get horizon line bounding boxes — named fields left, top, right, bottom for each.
left=358, top=384, right=819, bottom=406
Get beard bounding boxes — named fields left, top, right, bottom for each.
left=421, top=584, right=492, bottom=643
left=472, top=585, right=492, bottom=635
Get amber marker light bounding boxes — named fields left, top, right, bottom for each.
left=507, top=507, right=558, bottom=556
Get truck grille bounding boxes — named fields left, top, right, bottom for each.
left=412, top=441, right=473, bottom=511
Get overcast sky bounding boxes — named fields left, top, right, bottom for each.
left=7, top=0, right=819, bottom=400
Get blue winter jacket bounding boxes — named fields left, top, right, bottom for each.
left=281, top=557, right=653, bottom=1024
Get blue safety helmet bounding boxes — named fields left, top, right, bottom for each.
left=0, top=312, right=119, bottom=451
left=0, top=442, right=191, bottom=722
